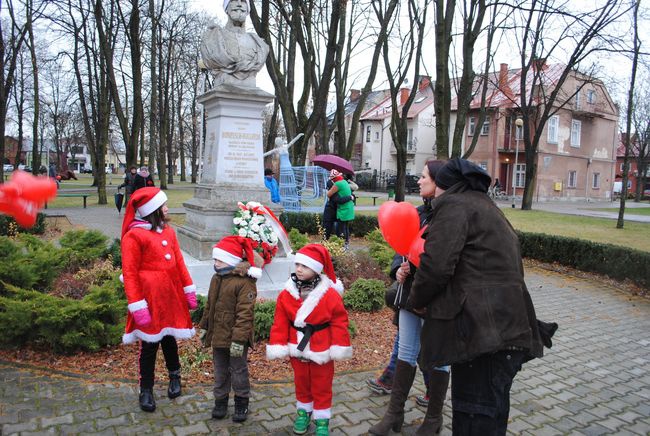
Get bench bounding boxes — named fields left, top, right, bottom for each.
left=45, top=193, right=92, bottom=209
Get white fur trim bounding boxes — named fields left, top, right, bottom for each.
left=284, top=278, right=300, bottom=300
left=248, top=267, right=263, bottom=279
left=137, top=190, right=167, bottom=217
left=295, top=253, right=323, bottom=274
left=332, top=278, right=344, bottom=295
left=122, top=326, right=195, bottom=344
left=288, top=343, right=332, bottom=365
left=183, top=284, right=196, bottom=294
left=127, top=300, right=148, bottom=313
left=313, top=408, right=332, bottom=420
left=119, top=273, right=124, bottom=283
left=330, top=345, right=353, bottom=361
left=293, top=276, right=331, bottom=328
left=212, top=247, right=242, bottom=266
left=297, top=401, right=313, bottom=413
left=266, top=344, right=289, bottom=360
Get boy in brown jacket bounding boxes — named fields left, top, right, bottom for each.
left=199, top=236, right=263, bottom=423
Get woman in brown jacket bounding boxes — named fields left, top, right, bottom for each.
left=408, top=158, right=544, bottom=436
left=199, top=236, right=263, bottom=423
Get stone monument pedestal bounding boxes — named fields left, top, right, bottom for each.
left=177, top=84, right=277, bottom=260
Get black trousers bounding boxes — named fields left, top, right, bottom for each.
left=139, top=336, right=180, bottom=389
left=337, top=220, right=350, bottom=244
left=451, top=350, right=526, bottom=436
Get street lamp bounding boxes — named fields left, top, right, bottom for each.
left=512, top=117, right=524, bottom=208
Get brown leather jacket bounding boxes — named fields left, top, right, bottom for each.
left=199, top=256, right=261, bottom=348
left=408, top=189, right=543, bottom=368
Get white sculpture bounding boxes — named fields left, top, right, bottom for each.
left=199, top=0, right=269, bottom=87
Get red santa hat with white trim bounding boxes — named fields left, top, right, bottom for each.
left=213, top=236, right=263, bottom=279
left=121, top=187, right=168, bottom=238
left=294, top=243, right=344, bottom=294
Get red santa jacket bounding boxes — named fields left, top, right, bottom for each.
left=266, top=275, right=352, bottom=364
left=121, top=224, right=196, bottom=344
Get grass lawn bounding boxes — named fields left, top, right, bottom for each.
left=592, top=207, right=650, bottom=216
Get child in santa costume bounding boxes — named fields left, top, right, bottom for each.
left=266, top=244, right=352, bottom=436
left=199, top=235, right=263, bottom=423
left=120, top=187, right=197, bottom=412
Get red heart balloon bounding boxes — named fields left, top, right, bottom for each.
left=0, top=171, right=57, bottom=227
left=378, top=201, right=420, bottom=255
left=407, top=226, right=427, bottom=267
left=10, top=171, right=57, bottom=205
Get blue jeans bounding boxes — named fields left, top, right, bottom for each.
left=451, top=350, right=525, bottom=435
left=398, top=309, right=423, bottom=365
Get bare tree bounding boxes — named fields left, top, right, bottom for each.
left=630, top=75, right=650, bottom=202
left=617, top=0, right=640, bottom=228
left=0, top=2, right=30, bottom=179
left=504, top=0, right=629, bottom=210
left=378, top=0, right=430, bottom=202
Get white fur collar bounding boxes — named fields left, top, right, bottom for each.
left=285, top=274, right=331, bottom=328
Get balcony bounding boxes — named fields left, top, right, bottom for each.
left=570, top=101, right=607, bottom=118
left=390, top=140, right=417, bottom=155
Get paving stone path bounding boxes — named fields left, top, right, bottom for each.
left=2, top=267, right=649, bottom=435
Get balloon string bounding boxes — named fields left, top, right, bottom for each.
left=394, top=255, right=407, bottom=307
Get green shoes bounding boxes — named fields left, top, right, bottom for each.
left=293, top=409, right=312, bottom=435
left=315, top=418, right=330, bottom=436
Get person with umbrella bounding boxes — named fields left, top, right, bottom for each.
left=326, top=170, right=354, bottom=250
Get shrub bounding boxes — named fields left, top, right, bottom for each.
left=254, top=300, right=277, bottom=341
left=288, top=228, right=310, bottom=252
left=107, top=238, right=122, bottom=268
left=0, top=235, right=67, bottom=291
left=350, top=215, right=379, bottom=237
left=334, top=250, right=390, bottom=289
left=191, top=294, right=207, bottom=324
left=343, top=278, right=385, bottom=312
left=348, top=319, right=358, bottom=338
left=0, top=213, right=46, bottom=235
left=280, top=212, right=320, bottom=235
left=0, top=280, right=125, bottom=353
left=517, top=231, right=650, bottom=289
left=59, top=229, right=110, bottom=267
left=366, top=229, right=395, bottom=273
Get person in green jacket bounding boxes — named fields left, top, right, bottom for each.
left=326, top=169, right=355, bottom=250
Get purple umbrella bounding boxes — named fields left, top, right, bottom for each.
left=312, top=154, right=355, bottom=175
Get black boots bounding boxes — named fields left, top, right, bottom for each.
left=139, top=388, right=156, bottom=412
left=212, top=396, right=228, bottom=419
left=232, top=396, right=249, bottom=423
left=368, top=360, right=417, bottom=435
left=415, top=369, right=450, bottom=435
left=168, top=369, right=182, bottom=399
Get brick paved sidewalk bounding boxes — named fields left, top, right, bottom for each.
left=2, top=268, right=649, bottom=435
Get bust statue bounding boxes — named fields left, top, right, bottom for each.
left=199, top=0, right=269, bottom=87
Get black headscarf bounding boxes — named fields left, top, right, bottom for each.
left=435, top=158, right=492, bottom=193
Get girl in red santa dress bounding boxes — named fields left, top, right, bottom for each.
left=266, top=244, right=352, bottom=436
left=120, top=187, right=198, bottom=412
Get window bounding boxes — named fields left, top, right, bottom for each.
left=366, top=125, right=371, bottom=142
left=575, top=86, right=581, bottom=109
left=547, top=116, right=559, bottom=144
left=568, top=170, right=577, bottom=188
left=479, top=161, right=488, bottom=171
left=592, top=172, right=600, bottom=189
left=571, top=120, right=581, bottom=147
left=375, top=131, right=379, bottom=141
left=515, top=123, right=523, bottom=140
left=468, top=117, right=476, bottom=136
left=587, top=90, right=596, bottom=104
left=515, top=164, right=526, bottom=188
left=481, top=117, right=490, bottom=135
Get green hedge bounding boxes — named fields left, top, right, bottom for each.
left=0, top=213, right=46, bottom=235
left=280, top=212, right=378, bottom=237
left=517, top=231, right=650, bottom=289
left=0, top=279, right=125, bottom=353
left=343, top=278, right=386, bottom=312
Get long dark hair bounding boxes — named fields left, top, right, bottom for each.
left=141, top=206, right=170, bottom=230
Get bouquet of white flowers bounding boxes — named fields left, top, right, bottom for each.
left=232, top=201, right=281, bottom=265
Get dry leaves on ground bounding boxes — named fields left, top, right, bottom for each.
left=0, top=308, right=397, bottom=385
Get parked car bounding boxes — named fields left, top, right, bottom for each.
left=3, top=164, right=14, bottom=172
left=81, top=168, right=93, bottom=174
left=386, top=174, right=420, bottom=194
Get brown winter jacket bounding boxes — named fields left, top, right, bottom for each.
left=199, top=256, right=261, bottom=348
left=408, top=189, right=543, bottom=368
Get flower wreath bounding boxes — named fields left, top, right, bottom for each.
left=232, top=201, right=291, bottom=265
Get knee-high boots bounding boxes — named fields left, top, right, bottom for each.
left=368, top=360, right=417, bottom=435
left=415, top=369, right=450, bottom=435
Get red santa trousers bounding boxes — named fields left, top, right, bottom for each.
left=290, top=357, right=334, bottom=420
